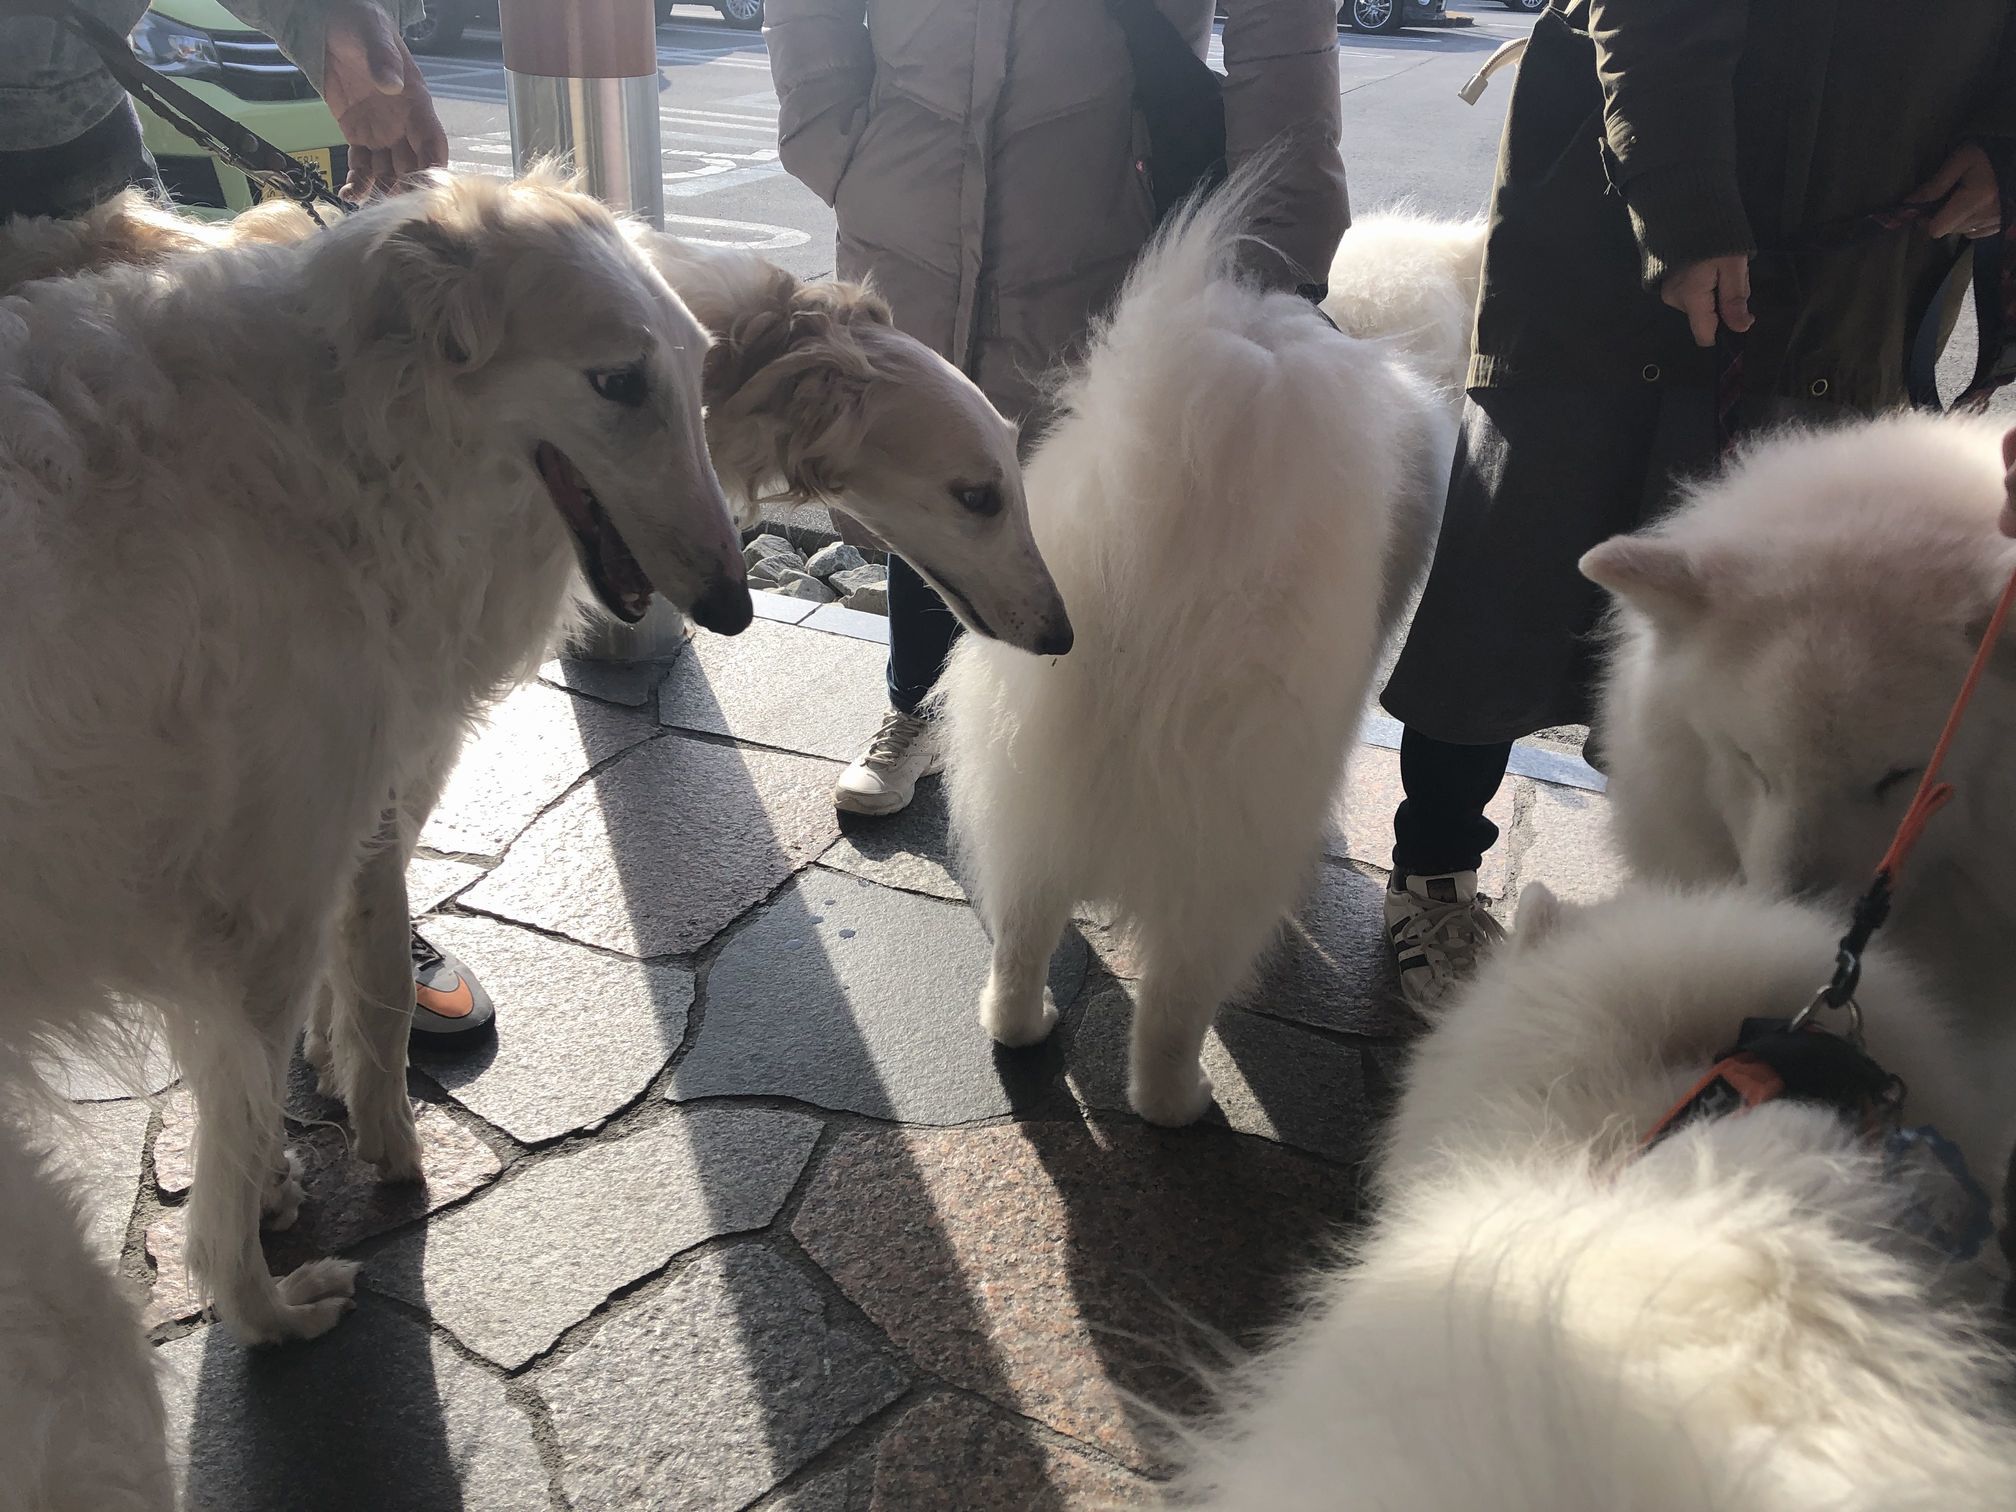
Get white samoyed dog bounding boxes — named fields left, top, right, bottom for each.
left=1582, top=413, right=2016, bottom=1037
left=1164, top=883, right=2016, bottom=1511
left=1321, top=209, right=1486, bottom=401
left=935, top=177, right=1451, bottom=1125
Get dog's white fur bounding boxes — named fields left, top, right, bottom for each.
left=0, top=172, right=749, bottom=1365
left=1321, top=210, right=1486, bottom=401
left=1165, top=884, right=2016, bottom=1511
left=936, top=180, right=1451, bottom=1124
left=1584, top=413, right=2016, bottom=1034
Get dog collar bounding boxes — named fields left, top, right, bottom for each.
left=1641, top=1016, right=1903, bottom=1151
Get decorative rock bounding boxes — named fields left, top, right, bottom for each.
left=144, top=1099, right=502, bottom=1329
left=35, top=1004, right=176, bottom=1101
left=820, top=785, right=965, bottom=902
left=461, top=736, right=838, bottom=959
left=792, top=1120, right=1356, bottom=1471
left=1233, top=861, right=1419, bottom=1039
left=768, top=568, right=838, bottom=603
left=840, top=582, right=889, bottom=615
left=371, top=1107, right=821, bottom=1369
left=1065, top=987, right=1375, bottom=1164
left=1511, top=781, right=1626, bottom=908
left=747, top=554, right=814, bottom=591
left=539, top=1244, right=910, bottom=1512
left=744, top=532, right=801, bottom=567
left=159, top=1305, right=551, bottom=1512
left=406, top=854, right=486, bottom=915
left=805, top=542, right=868, bottom=580
left=410, top=914, right=694, bottom=1142
left=829, top=564, right=887, bottom=599
left=540, top=655, right=673, bottom=709
left=421, top=680, right=656, bottom=858
left=660, top=616, right=889, bottom=763
left=55, top=1098, right=152, bottom=1269
left=1329, top=742, right=1513, bottom=898
left=671, top=873, right=1085, bottom=1123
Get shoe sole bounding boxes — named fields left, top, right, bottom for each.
left=833, top=756, right=944, bottom=818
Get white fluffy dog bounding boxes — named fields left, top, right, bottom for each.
left=1583, top=414, right=2016, bottom=1035
left=0, top=172, right=755, bottom=1357
left=936, top=182, right=1450, bottom=1124
left=1321, top=210, right=1486, bottom=400
left=1165, top=884, right=2016, bottom=1511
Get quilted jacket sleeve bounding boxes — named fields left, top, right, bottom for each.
left=1220, top=0, right=1349, bottom=290
left=1583, top=0, right=1755, bottom=288
left=217, top=0, right=423, bottom=93
left=766, top=0, right=875, bottom=206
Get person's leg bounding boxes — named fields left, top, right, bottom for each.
left=1392, top=730, right=1514, bottom=879
left=836, top=554, right=961, bottom=815
left=0, top=100, right=161, bottom=221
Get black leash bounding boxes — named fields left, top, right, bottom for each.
left=1, top=0, right=350, bottom=224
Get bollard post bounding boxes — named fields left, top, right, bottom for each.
left=499, top=0, right=686, bottom=661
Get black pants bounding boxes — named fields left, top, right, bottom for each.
left=886, top=554, right=960, bottom=716
left=1391, top=729, right=1513, bottom=878
left=0, top=100, right=161, bottom=221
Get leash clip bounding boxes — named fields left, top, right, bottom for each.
left=1788, top=963, right=1865, bottom=1046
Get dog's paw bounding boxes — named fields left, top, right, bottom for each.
left=350, top=1102, right=424, bottom=1183
left=1129, top=1063, right=1215, bottom=1127
left=228, top=1259, right=360, bottom=1345
left=979, top=982, right=1059, bottom=1049
left=260, top=1149, right=305, bottom=1232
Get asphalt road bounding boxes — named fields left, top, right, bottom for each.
left=415, top=8, right=1540, bottom=282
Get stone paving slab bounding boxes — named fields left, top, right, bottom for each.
left=803, top=602, right=891, bottom=644
left=1234, top=862, right=1416, bottom=1040
left=159, top=1303, right=551, bottom=1512
left=56, top=1097, right=152, bottom=1270
left=1065, top=987, right=1375, bottom=1165
left=538, top=1243, right=910, bottom=1512
left=672, top=872, right=1087, bottom=1124
left=410, top=914, right=695, bottom=1144
left=407, top=855, right=487, bottom=915
left=145, top=1099, right=501, bottom=1329
left=660, top=615, right=890, bottom=762
left=37, top=1005, right=176, bottom=1101
left=766, top=1395, right=1150, bottom=1510
left=791, top=1119, right=1358, bottom=1472
left=462, top=734, right=840, bottom=958
left=819, top=780, right=966, bottom=903
left=1511, top=779, right=1628, bottom=908
left=371, top=1107, right=822, bottom=1370
left=540, top=655, right=671, bottom=709
left=423, top=681, right=657, bottom=858
left=750, top=587, right=822, bottom=626
left=1328, top=743, right=1514, bottom=898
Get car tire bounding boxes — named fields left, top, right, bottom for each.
left=403, top=0, right=467, bottom=52
left=716, top=0, right=763, bottom=28
left=1344, top=0, right=1404, bottom=34
left=1501, top=0, right=1548, bottom=10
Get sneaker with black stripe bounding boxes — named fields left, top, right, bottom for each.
left=1384, top=870, right=1506, bottom=1017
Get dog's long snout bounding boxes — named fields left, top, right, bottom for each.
left=1035, top=614, right=1074, bottom=658
left=689, top=574, right=754, bottom=636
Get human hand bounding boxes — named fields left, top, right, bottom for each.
left=2001, top=426, right=2016, bottom=538
left=1912, top=142, right=2002, bottom=240
left=1659, top=254, right=1753, bottom=348
left=322, top=1, right=449, bottom=201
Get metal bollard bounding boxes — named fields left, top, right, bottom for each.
left=499, top=0, right=687, bottom=661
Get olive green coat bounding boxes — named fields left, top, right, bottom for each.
left=1473, top=0, right=2016, bottom=412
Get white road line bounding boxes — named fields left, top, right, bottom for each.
left=666, top=162, right=787, bottom=195
left=666, top=212, right=810, bottom=251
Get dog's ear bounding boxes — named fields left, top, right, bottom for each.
left=1579, top=536, right=1710, bottom=625
left=1512, top=881, right=1566, bottom=945
left=365, top=211, right=491, bottom=369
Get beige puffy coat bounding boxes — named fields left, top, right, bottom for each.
left=767, top=0, right=1348, bottom=424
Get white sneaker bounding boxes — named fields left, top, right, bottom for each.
left=834, top=710, right=943, bottom=816
left=1385, top=870, right=1506, bottom=1017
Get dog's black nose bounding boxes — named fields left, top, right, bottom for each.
left=1035, top=619, right=1074, bottom=657
left=690, top=577, right=753, bottom=636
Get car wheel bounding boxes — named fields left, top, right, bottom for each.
left=1344, top=0, right=1404, bottom=34
left=403, top=0, right=466, bottom=52
left=717, top=0, right=763, bottom=28
left=1501, top=0, right=1548, bottom=11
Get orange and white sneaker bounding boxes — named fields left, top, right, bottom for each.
left=410, top=927, right=495, bottom=1047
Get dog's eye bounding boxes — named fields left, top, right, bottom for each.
left=1873, top=766, right=1921, bottom=800
left=588, top=364, right=649, bottom=407
left=953, top=483, right=1001, bottom=518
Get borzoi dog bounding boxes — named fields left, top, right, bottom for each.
left=936, top=181, right=1450, bottom=1124
left=1165, top=884, right=2016, bottom=1511
left=0, top=173, right=758, bottom=1349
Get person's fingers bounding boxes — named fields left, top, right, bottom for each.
left=405, top=63, right=451, bottom=170
left=2000, top=425, right=2016, bottom=471
left=1716, top=258, right=1753, bottom=335
left=340, top=144, right=379, bottom=202
left=1684, top=287, right=1719, bottom=348
left=2001, top=499, right=2016, bottom=539
left=358, top=6, right=408, bottom=93
left=1911, top=152, right=1968, bottom=208
left=392, top=135, right=421, bottom=182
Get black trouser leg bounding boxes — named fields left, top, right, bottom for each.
left=1391, top=728, right=1514, bottom=879
left=884, top=554, right=961, bottom=716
